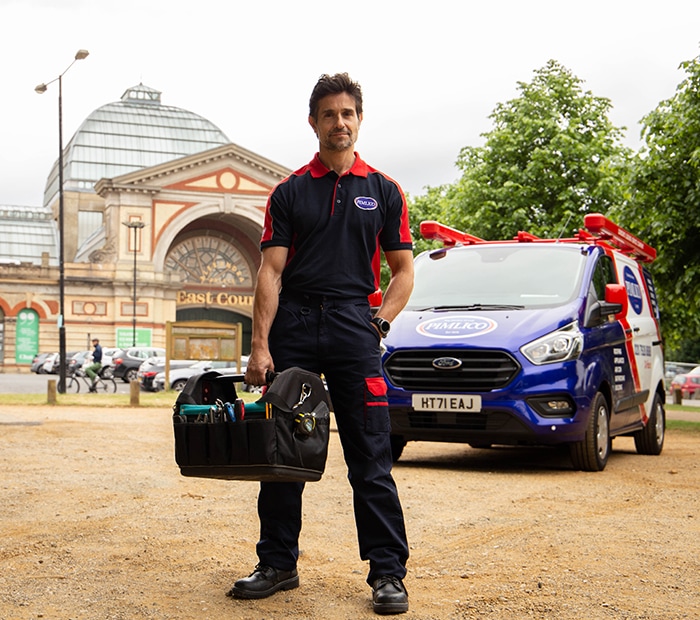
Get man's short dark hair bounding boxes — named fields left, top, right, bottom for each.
left=92, top=338, right=99, bottom=343
left=309, top=73, right=363, bottom=120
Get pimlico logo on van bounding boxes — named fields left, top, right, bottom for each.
left=623, top=266, right=644, bottom=315
left=416, top=316, right=498, bottom=339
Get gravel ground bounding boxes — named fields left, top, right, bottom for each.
left=0, top=404, right=698, bottom=620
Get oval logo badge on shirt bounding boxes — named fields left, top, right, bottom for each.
left=354, top=196, right=378, bottom=211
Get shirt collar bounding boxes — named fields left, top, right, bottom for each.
left=308, top=152, right=369, bottom=178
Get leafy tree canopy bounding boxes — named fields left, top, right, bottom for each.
left=436, top=60, right=632, bottom=240
left=401, top=57, right=700, bottom=355
left=620, top=56, right=700, bottom=347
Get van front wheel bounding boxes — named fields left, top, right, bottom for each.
left=569, top=392, right=611, bottom=472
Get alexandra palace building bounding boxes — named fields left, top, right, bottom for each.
left=0, top=84, right=290, bottom=370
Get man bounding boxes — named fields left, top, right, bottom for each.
left=85, top=338, right=102, bottom=392
left=234, top=73, right=414, bottom=615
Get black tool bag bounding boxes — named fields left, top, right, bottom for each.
left=172, top=367, right=331, bottom=482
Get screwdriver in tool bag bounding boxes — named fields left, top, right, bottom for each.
left=232, top=398, right=245, bottom=421
left=224, top=401, right=236, bottom=422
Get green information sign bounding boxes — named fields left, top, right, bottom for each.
left=115, top=328, right=152, bottom=349
left=16, top=309, right=39, bottom=364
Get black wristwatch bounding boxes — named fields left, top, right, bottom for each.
left=371, top=316, right=391, bottom=338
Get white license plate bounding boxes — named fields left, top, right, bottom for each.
left=412, top=394, right=482, bottom=412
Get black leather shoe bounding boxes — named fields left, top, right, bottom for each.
left=227, top=564, right=299, bottom=599
left=372, top=575, right=408, bottom=615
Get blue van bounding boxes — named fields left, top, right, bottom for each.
left=381, top=214, right=665, bottom=471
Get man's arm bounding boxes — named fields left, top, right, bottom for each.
left=244, top=245, right=288, bottom=386
left=374, top=249, right=414, bottom=324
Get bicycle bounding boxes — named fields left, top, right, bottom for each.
left=67, top=367, right=117, bottom=393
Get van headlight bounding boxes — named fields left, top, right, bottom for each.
left=521, top=322, right=583, bottom=365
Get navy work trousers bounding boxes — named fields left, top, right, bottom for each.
left=255, top=293, right=409, bottom=585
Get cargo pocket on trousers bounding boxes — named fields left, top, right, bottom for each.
left=364, top=376, right=390, bottom=433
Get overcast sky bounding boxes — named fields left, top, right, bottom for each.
left=2, top=0, right=699, bottom=207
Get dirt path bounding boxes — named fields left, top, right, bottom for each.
left=0, top=405, right=698, bottom=619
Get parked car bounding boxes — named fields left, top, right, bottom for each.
left=154, top=359, right=247, bottom=392
left=664, top=362, right=696, bottom=381
left=100, top=348, right=118, bottom=378
left=31, top=352, right=53, bottom=374
left=41, top=353, right=58, bottom=374
left=669, top=374, right=700, bottom=399
left=137, top=357, right=199, bottom=391
left=67, top=350, right=91, bottom=375
left=109, top=347, right=166, bottom=382
left=42, top=351, right=78, bottom=374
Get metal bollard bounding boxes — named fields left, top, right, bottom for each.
left=129, top=379, right=140, bottom=407
left=47, top=379, right=57, bottom=404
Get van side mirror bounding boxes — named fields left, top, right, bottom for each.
left=604, top=283, right=627, bottom=318
left=584, top=283, right=628, bottom=328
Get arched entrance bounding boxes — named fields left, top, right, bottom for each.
left=165, top=219, right=258, bottom=355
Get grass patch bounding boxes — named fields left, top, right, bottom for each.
left=667, top=419, right=700, bottom=433
left=0, top=389, right=261, bottom=408
left=666, top=403, right=700, bottom=414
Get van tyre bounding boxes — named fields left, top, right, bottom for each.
left=634, top=392, right=665, bottom=455
left=570, top=392, right=611, bottom=472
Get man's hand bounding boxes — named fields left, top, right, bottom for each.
left=244, top=349, right=274, bottom=387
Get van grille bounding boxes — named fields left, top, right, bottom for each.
left=384, top=349, right=520, bottom=392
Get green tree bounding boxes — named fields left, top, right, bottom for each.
left=622, top=56, right=700, bottom=348
left=440, top=60, right=632, bottom=240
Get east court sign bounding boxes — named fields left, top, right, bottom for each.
left=176, top=290, right=253, bottom=311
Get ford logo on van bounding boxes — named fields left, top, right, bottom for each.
left=417, top=315, right=497, bottom=339
left=432, top=357, right=462, bottom=370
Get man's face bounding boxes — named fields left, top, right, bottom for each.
left=309, top=92, right=362, bottom=153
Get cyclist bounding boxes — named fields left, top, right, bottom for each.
left=85, top=338, right=103, bottom=392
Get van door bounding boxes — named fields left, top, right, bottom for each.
left=615, top=256, right=658, bottom=425
left=586, top=252, right=637, bottom=431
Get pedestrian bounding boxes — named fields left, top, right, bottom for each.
left=235, top=73, right=414, bottom=615
left=85, top=338, right=102, bottom=392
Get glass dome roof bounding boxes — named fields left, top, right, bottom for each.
left=0, top=205, right=58, bottom=266
left=43, top=84, right=231, bottom=207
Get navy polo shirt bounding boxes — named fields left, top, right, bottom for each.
left=261, top=153, right=413, bottom=298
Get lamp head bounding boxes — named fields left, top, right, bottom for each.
left=35, top=83, right=47, bottom=94
left=75, top=49, right=89, bottom=60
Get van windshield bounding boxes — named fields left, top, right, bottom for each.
left=407, top=244, right=588, bottom=310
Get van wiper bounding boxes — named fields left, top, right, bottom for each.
left=419, top=303, right=526, bottom=312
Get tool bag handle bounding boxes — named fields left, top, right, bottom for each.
left=258, top=367, right=330, bottom=414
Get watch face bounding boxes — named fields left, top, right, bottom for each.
left=373, top=317, right=390, bottom=336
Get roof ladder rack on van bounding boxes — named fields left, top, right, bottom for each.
left=420, top=213, right=656, bottom=263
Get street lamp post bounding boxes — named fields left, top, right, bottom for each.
left=35, top=49, right=89, bottom=393
left=123, top=221, right=146, bottom=347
